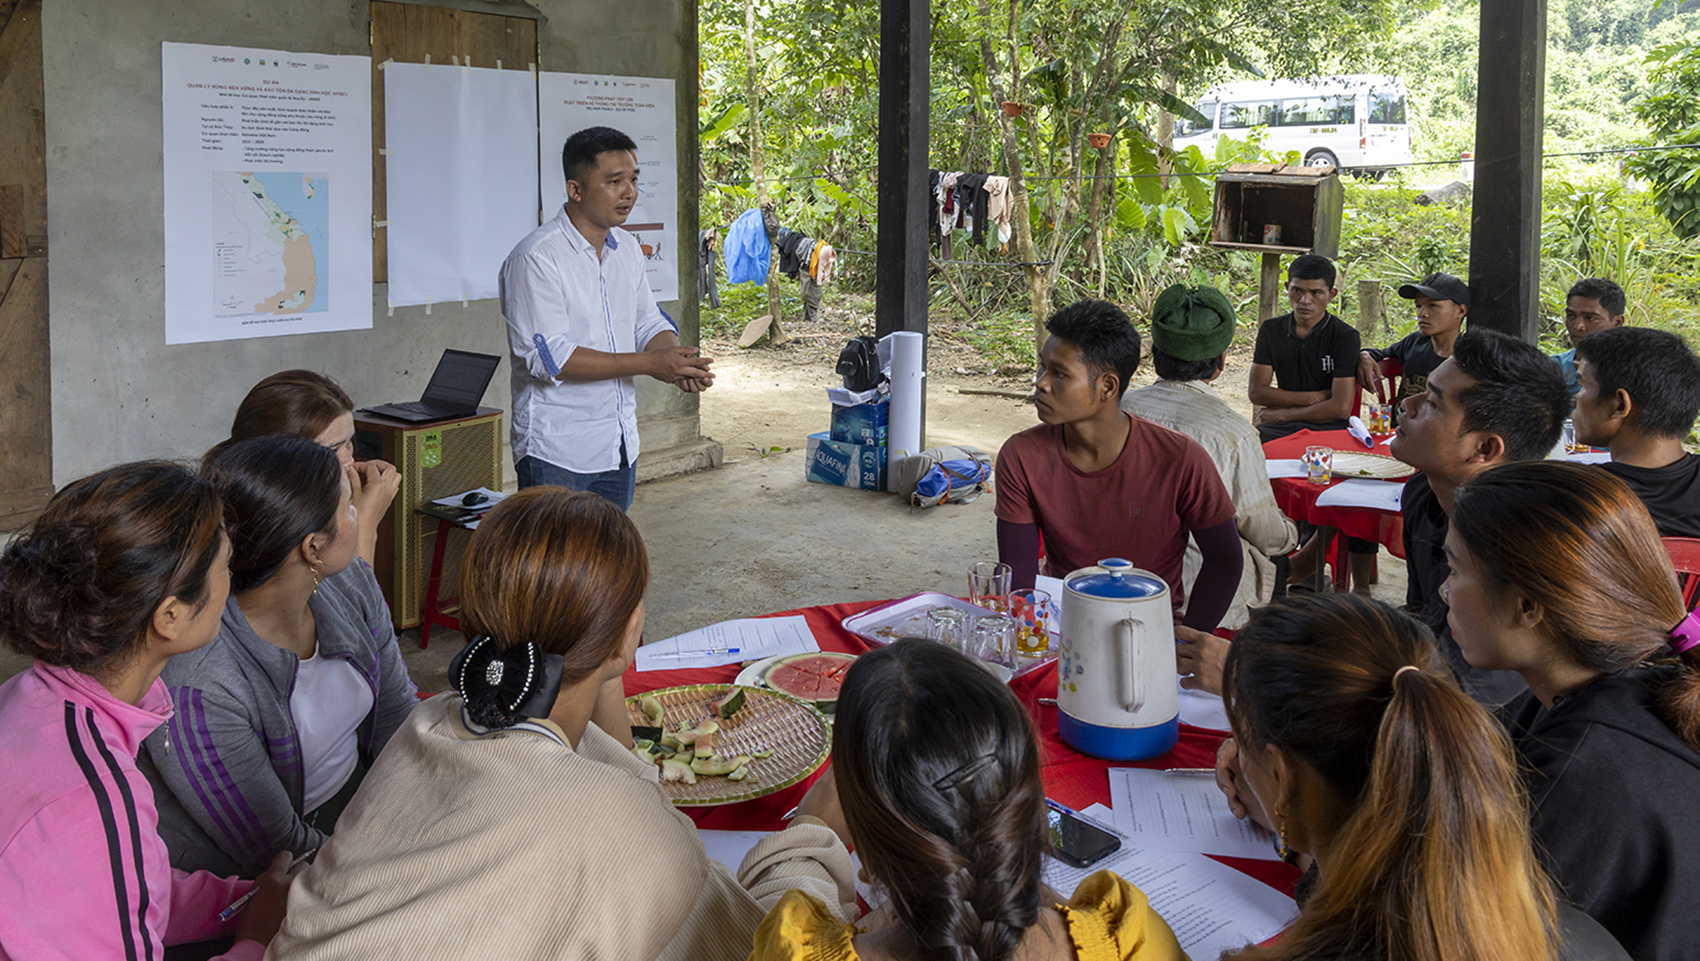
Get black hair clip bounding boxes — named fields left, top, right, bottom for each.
left=450, top=635, right=566, bottom=729
left=932, top=752, right=999, bottom=791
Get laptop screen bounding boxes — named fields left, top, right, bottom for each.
left=421, top=349, right=501, bottom=410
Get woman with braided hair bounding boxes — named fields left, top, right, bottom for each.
left=267, top=487, right=855, bottom=960
left=1213, top=594, right=1626, bottom=961
left=749, top=638, right=1184, bottom=961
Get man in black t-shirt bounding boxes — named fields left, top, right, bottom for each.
left=1355, top=273, right=1468, bottom=425
left=1249, top=254, right=1361, bottom=443
left=1249, top=255, right=1370, bottom=591
left=1572, top=326, right=1700, bottom=538
left=1389, top=329, right=1571, bottom=707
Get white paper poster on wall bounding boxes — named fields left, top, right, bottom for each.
left=538, top=73, right=678, bottom=302
left=161, top=42, right=372, bottom=344
left=384, top=62, right=538, bottom=308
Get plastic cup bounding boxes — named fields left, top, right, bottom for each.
left=1008, top=588, right=1053, bottom=657
left=968, top=561, right=1012, bottom=611
left=926, top=608, right=970, bottom=651
left=967, top=613, right=1017, bottom=682
left=1304, top=446, right=1334, bottom=484
left=1369, top=403, right=1392, bottom=434
left=1563, top=418, right=1576, bottom=453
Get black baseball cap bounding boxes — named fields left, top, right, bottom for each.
left=1398, top=272, right=1470, bottom=306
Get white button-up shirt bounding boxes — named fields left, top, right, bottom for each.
left=499, top=206, right=676, bottom=473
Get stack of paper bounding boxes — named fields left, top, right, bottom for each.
left=1314, top=478, right=1403, bottom=512
left=634, top=615, right=820, bottom=671
left=1107, top=767, right=1276, bottom=860
left=1048, top=804, right=1296, bottom=958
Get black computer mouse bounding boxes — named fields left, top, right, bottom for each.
left=461, top=492, right=489, bottom=507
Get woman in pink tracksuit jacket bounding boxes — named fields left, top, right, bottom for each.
left=0, top=462, right=296, bottom=960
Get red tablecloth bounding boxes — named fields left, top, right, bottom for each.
left=623, top=601, right=1301, bottom=896
left=1262, top=429, right=1406, bottom=559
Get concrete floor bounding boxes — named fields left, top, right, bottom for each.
left=389, top=449, right=1408, bottom=694
left=396, top=450, right=1003, bottom=692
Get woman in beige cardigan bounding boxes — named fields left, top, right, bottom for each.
left=267, top=489, right=856, bottom=960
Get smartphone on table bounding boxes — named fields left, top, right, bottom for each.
left=1045, top=799, right=1122, bottom=868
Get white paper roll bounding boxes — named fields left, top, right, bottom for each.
left=884, top=331, right=926, bottom=491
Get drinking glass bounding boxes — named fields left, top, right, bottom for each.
left=926, top=607, right=970, bottom=652
left=967, top=613, right=1017, bottom=682
left=1563, top=418, right=1576, bottom=453
left=1368, top=403, right=1393, bottom=435
left=1008, top=588, right=1053, bottom=657
left=967, top=561, right=1012, bottom=610
left=1303, top=446, right=1334, bottom=484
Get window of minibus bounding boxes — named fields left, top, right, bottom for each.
left=1179, top=102, right=1217, bottom=135
left=1280, top=96, right=1354, bottom=126
left=1221, top=101, right=1276, bottom=128
left=1369, top=90, right=1407, bottom=124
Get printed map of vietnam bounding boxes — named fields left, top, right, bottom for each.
left=239, top=173, right=318, bottom=314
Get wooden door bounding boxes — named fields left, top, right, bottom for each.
left=0, top=0, right=50, bottom=530
left=370, top=1, right=537, bottom=283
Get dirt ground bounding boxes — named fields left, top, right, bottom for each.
left=695, top=292, right=1263, bottom=458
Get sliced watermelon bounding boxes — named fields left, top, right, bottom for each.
left=761, top=652, right=857, bottom=709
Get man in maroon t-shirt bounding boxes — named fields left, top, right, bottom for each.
left=995, top=299, right=1243, bottom=632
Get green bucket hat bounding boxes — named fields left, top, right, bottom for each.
left=1150, top=284, right=1238, bottom=362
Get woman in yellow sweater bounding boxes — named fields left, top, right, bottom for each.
left=750, top=638, right=1183, bottom=961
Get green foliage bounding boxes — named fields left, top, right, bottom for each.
left=1626, top=41, right=1700, bottom=238
left=696, top=0, right=1700, bottom=359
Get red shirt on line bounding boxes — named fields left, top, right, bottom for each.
left=995, top=414, right=1236, bottom=612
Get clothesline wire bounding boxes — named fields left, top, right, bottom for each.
left=700, top=142, right=1700, bottom=188
left=834, top=246, right=1055, bottom=268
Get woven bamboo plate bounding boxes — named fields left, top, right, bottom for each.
left=1329, top=451, right=1413, bottom=480
left=626, top=684, right=830, bottom=806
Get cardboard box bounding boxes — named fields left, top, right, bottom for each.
left=829, top=397, right=889, bottom=445
left=805, top=432, right=886, bottom=491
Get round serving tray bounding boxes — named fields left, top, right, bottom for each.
left=1329, top=451, right=1413, bottom=480
left=625, top=683, right=830, bottom=806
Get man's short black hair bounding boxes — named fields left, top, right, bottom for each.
left=1287, top=254, right=1336, bottom=289
left=562, top=126, right=638, bottom=187
left=1151, top=347, right=1222, bottom=383
left=1045, top=300, right=1142, bottom=398
left=1449, top=329, right=1571, bottom=461
left=1574, top=326, right=1700, bottom=438
left=1566, top=277, right=1627, bottom=317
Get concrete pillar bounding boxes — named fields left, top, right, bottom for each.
left=1467, top=0, right=1545, bottom=342
left=875, top=0, right=929, bottom=441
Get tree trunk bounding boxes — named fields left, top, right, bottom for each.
left=744, top=0, right=787, bottom=345
left=980, top=0, right=1049, bottom=351
left=1084, top=122, right=1115, bottom=299
left=1155, top=69, right=1176, bottom=186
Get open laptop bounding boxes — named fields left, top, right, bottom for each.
left=361, top=349, right=502, bottom=423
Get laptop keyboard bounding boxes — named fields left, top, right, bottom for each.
left=388, top=401, right=452, bottom=416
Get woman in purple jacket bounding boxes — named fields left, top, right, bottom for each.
left=0, top=461, right=297, bottom=960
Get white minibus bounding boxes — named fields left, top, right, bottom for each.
left=1172, top=75, right=1414, bottom=175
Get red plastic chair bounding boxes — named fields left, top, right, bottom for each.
left=1377, top=358, right=1403, bottom=406
left=1665, top=537, right=1700, bottom=611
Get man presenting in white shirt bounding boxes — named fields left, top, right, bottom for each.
left=500, top=126, right=714, bottom=510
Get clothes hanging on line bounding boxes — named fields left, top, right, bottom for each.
left=930, top=170, right=1015, bottom=254
left=723, top=208, right=772, bottom=285
left=716, top=210, right=839, bottom=320
left=698, top=228, right=720, bottom=308
left=983, top=175, right=1013, bottom=246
